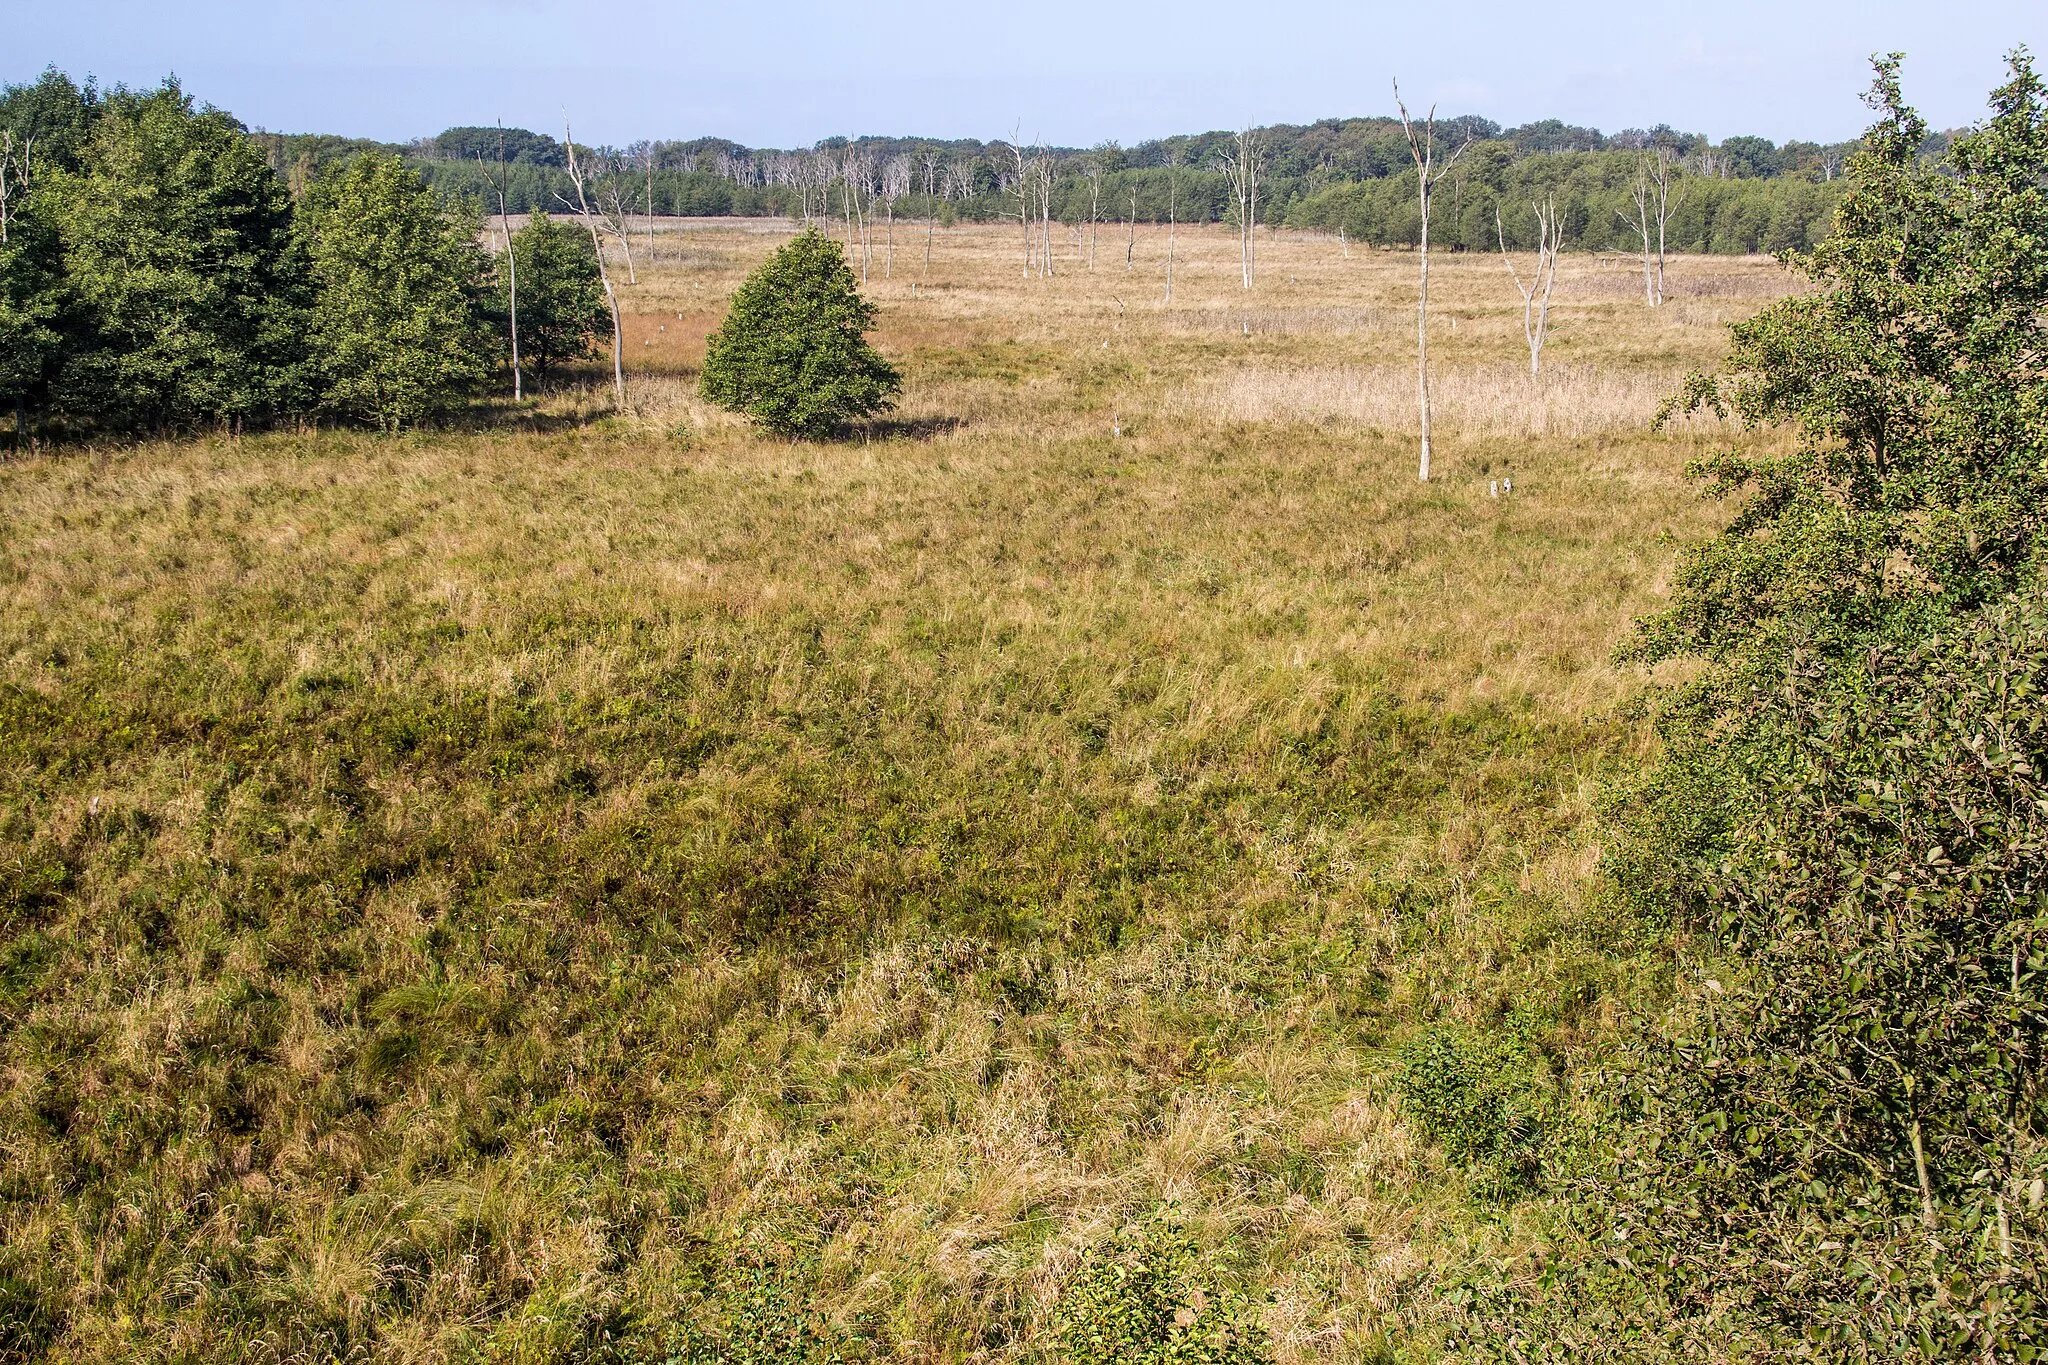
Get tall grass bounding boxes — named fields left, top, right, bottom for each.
left=0, top=224, right=1786, bottom=1363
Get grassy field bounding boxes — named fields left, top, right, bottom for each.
left=0, top=221, right=1791, bottom=1363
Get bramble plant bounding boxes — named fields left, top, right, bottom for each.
left=699, top=228, right=900, bottom=438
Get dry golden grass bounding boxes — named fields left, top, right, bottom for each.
left=0, top=219, right=1793, bottom=1363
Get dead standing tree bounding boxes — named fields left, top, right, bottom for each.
left=1218, top=127, right=1263, bottom=290
left=562, top=120, right=626, bottom=409
left=479, top=131, right=521, bottom=400
left=1496, top=195, right=1561, bottom=377
left=921, top=150, right=943, bottom=275
left=1396, top=81, right=1469, bottom=483
left=1033, top=147, right=1057, bottom=277
left=1163, top=144, right=1183, bottom=303
left=1086, top=145, right=1112, bottom=270
left=882, top=155, right=911, bottom=278
left=1619, top=148, right=1680, bottom=307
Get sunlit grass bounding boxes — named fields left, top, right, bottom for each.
left=0, top=221, right=1786, bottom=1363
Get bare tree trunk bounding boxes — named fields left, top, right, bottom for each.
left=1396, top=84, right=1461, bottom=482
left=1497, top=197, right=1560, bottom=377
left=564, top=122, right=625, bottom=410
left=1126, top=184, right=1137, bottom=269
left=485, top=136, right=521, bottom=401
left=1650, top=146, right=1681, bottom=306
left=1164, top=152, right=1180, bottom=303
left=1621, top=158, right=1654, bottom=306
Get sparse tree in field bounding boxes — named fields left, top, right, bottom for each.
left=1619, top=148, right=1681, bottom=305
left=1164, top=145, right=1183, bottom=302
left=561, top=121, right=625, bottom=408
left=479, top=133, right=520, bottom=400
left=1126, top=179, right=1138, bottom=269
left=882, top=154, right=910, bottom=278
left=699, top=227, right=900, bottom=438
left=508, top=210, right=609, bottom=386
left=636, top=139, right=658, bottom=264
left=1219, top=127, right=1263, bottom=289
left=1086, top=145, right=1111, bottom=269
left=1396, top=81, right=1470, bottom=482
left=921, top=150, right=942, bottom=274
left=1496, top=196, right=1561, bottom=377
left=301, top=152, right=496, bottom=430
left=1033, top=147, right=1056, bottom=277
left=1003, top=138, right=1031, bottom=277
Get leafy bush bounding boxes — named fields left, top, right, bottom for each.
left=699, top=229, right=899, bottom=438
left=301, top=151, right=497, bottom=430
left=508, top=210, right=608, bottom=385
left=1454, top=52, right=2048, bottom=1361
left=38, top=80, right=310, bottom=431
left=1052, top=1218, right=1271, bottom=1365
left=665, top=1258, right=840, bottom=1365
left=1397, top=1025, right=1547, bottom=1194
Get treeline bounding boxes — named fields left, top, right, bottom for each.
left=239, top=98, right=1877, bottom=251
left=0, top=73, right=608, bottom=437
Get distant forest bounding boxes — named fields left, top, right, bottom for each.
left=9, top=66, right=1939, bottom=254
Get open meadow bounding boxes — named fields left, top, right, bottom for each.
left=0, top=221, right=1794, bottom=1362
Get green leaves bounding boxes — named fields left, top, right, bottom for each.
left=1052, top=1217, right=1271, bottom=1365
left=300, top=152, right=497, bottom=431
left=506, top=210, right=606, bottom=384
left=699, top=229, right=900, bottom=439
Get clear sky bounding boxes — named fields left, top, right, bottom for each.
left=11, top=1, right=2044, bottom=149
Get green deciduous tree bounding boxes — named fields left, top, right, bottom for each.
left=39, top=81, right=310, bottom=431
left=301, top=152, right=497, bottom=430
left=507, top=210, right=607, bottom=386
left=1454, top=51, right=2048, bottom=1362
left=699, top=228, right=899, bottom=438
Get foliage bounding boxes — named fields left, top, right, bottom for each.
left=36, top=81, right=311, bottom=431
left=665, top=1259, right=841, bottom=1365
left=1398, top=1025, right=1548, bottom=1196
left=699, top=229, right=898, bottom=438
left=1455, top=51, right=2048, bottom=1361
left=0, top=197, right=62, bottom=424
left=0, top=68, right=100, bottom=175
left=300, top=152, right=497, bottom=429
left=508, top=210, right=608, bottom=384
left=1053, top=1218, right=1272, bottom=1365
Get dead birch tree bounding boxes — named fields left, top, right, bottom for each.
left=1219, top=127, right=1263, bottom=290
left=562, top=120, right=625, bottom=409
left=1648, top=145, right=1681, bottom=305
left=1396, top=81, right=1470, bottom=483
left=921, top=151, right=942, bottom=274
left=1086, top=145, right=1110, bottom=270
left=1001, top=139, right=1031, bottom=278
left=1620, top=157, right=1656, bottom=305
left=1496, top=195, right=1560, bottom=377
left=1163, top=145, right=1183, bottom=302
left=1126, top=180, right=1139, bottom=269
left=480, top=133, right=521, bottom=400
left=882, top=155, right=910, bottom=278
left=0, top=132, right=22, bottom=245
left=1033, top=148, right=1056, bottom=277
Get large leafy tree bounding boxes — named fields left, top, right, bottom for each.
left=508, top=210, right=607, bottom=385
left=699, top=229, right=899, bottom=438
left=300, top=152, right=497, bottom=430
left=38, top=81, right=310, bottom=431
left=1454, top=53, right=2048, bottom=1361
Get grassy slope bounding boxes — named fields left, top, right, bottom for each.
left=0, top=225, right=1780, bottom=1363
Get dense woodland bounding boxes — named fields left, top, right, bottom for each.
left=241, top=100, right=1870, bottom=254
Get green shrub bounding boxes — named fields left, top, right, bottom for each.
left=1052, top=1218, right=1271, bottom=1365
left=699, top=229, right=899, bottom=439
left=1397, top=1025, right=1546, bottom=1194
left=300, top=151, right=497, bottom=430
left=665, top=1258, right=839, bottom=1365
left=508, top=210, right=608, bottom=385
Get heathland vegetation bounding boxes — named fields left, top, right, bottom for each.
left=2, top=46, right=2047, bottom=1365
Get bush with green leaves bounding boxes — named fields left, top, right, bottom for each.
left=508, top=210, right=609, bottom=385
left=664, top=1257, right=840, bottom=1365
left=1053, top=1218, right=1271, bottom=1365
left=1454, top=52, right=2048, bottom=1362
left=699, top=228, right=899, bottom=438
left=1398, top=1025, right=1548, bottom=1196
left=37, top=80, right=310, bottom=431
left=301, top=151, right=497, bottom=430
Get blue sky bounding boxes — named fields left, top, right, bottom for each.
left=11, top=1, right=2044, bottom=148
